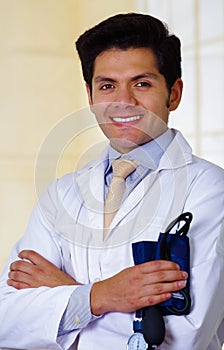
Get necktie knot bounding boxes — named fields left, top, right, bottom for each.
left=112, top=158, right=139, bottom=179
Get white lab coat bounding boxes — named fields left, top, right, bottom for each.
left=0, top=130, right=224, bottom=350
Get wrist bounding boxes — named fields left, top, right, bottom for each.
left=90, top=281, right=108, bottom=316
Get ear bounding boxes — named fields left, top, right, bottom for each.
left=169, top=78, right=183, bottom=111
left=86, top=83, right=93, bottom=106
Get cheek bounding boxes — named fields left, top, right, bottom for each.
left=91, top=88, right=111, bottom=104
left=144, top=95, right=169, bottom=118
left=139, top=94, right=159, bottom=109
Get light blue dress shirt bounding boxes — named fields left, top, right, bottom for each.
left=58, top=129, right=174, bottom=335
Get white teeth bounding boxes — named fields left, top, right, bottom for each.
left=112, top=115, right=142, bottom=123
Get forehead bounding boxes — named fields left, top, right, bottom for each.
left=93, top=47, right=159, bottom=78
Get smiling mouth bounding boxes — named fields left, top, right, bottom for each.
left=111, top=115, right=143, bottom=123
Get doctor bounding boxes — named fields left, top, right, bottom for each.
left=1, top=13, right=224, bottom=350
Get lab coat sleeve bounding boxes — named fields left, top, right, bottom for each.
left=0, top=180, right=82, bottom=349
left=161, top=161, right=224, bottom=350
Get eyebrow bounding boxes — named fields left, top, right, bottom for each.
left=93, top=72, right=159, bottom=84
left=131, top=73, right=159, bottom=81
left=94, top=76, right=116, bottom=84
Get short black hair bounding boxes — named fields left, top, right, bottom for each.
left=76, top=13, right=182, bottom=93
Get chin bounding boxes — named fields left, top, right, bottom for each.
left=110, top=137, right=147, bottom=153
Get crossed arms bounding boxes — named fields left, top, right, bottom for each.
left=7, top=249, right=187, bottom=316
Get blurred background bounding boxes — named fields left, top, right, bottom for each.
left=0, top=0, right=224, bottom=271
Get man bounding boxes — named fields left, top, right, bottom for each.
left=0, top=13, right=223, bottom=350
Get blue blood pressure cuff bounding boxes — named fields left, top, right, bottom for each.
left=132, top=212, right=193, bottom=316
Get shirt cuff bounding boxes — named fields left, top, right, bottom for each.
left=58, top=283, right=98, bottom=335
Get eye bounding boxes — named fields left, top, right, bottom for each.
left=100, top=83, right=115, bottom=90
left=136, top=81, right=151, bottom=87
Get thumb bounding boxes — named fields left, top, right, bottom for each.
left=18, top=250, right=49, bottom=266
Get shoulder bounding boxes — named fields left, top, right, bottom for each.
left=184, top=155, right=224, bottom=223
left=190, top=155, right=224, bottom=187
left=48, top=146, right=109, bottom=200
left=172, top=129, right=223, bottom=185
left=54, top=165, right=93, bottom=199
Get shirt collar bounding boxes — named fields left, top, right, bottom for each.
left=106, top=128, right=174, bottom=173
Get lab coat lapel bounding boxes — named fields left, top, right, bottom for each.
left=111, top=169, right=159, bottom=228
left=75, top=150, right=108, bottom=228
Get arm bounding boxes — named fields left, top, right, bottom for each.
left=7, top=249, right=187, bottom=323
left=0, top=243, right=79, bottom=349
left=0, top=180, right=81, bottom=349
left=7, top=249, right=95, bottom=336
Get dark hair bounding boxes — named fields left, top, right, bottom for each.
left=76, top=13, right=182, bottom=93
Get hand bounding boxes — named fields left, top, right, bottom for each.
left=90, top=260, right=188, bottom=315
left=7, top=250, right=79, bottom=289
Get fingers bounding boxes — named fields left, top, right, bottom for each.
left=7, top=279, right=30, bottom=290
left=7, top=274, right=31, bottom=288
left=122, top=268, right=187, bottom=311
left=141, top=269, right=188, bottom=286
left=7, top=249, right=79, bottom=289
left=8, top=250, right=47, bottom=286
left=136, top=260, right=188, bottom=286
left=8, top=250, right=52, bottom=289
left=130, top=292, right=172, bottom=311
left=10, top=259, right=33, bottom=275
left=18, top=250, right=49, bottom=266
left=139, top=260, right=181, bottom=274
left=8, top=258, right=35, bottom=288
left=134, top=278, right=187, bottom=310
left=141, top=279, right=187, bottom=305
left=8, top=259, right=38, bottom=288
left=90, top=260, right=189, bottom=315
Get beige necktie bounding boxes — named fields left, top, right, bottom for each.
left=104, top=158, right=139, bottom=235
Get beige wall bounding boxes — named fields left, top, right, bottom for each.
left=0, top=0, right=139, bottom=271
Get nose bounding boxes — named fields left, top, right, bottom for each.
left=115, top=86, right=137, bottom=105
